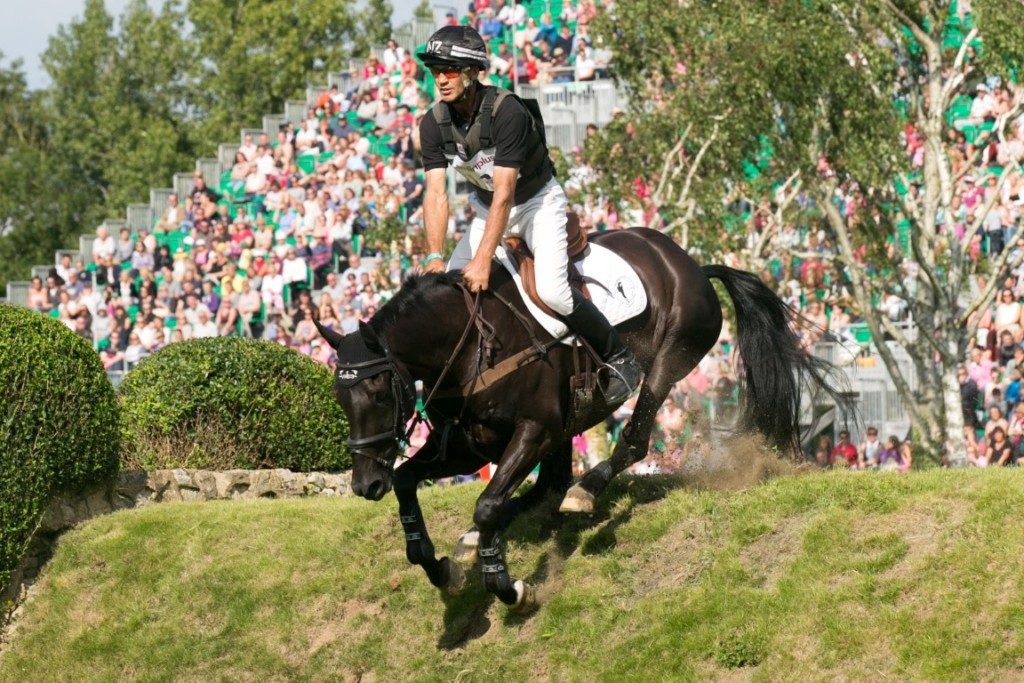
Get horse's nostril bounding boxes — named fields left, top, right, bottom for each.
left=366, top=481, right=385, bottom=500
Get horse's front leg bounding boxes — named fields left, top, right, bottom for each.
left=454, top=441, right=572, bottom=566
left=473, top=422, right=546, bottom=610
left=393, top=441, right=481, bottom=594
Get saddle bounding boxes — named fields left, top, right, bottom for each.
left=502, top=212, right=591, bottom=319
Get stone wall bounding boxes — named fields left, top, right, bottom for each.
left=39, top=468, right=353, bottom=534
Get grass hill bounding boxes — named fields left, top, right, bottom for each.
left=3, top=468, right=1024, bottom=681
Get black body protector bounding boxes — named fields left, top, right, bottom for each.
left=431, top=86, right=553, bottom=206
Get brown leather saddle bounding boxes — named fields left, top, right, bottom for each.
left=502, top=211, right=591, bottom=319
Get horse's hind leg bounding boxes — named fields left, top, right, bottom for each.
left=455, top=442, right=572, bottom=566
left=561, top=355, right=689, bottom=513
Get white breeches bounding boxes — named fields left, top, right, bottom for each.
left=447, top=177, right=573, bottom=315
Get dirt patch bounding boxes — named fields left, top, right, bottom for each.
left=279, top=595, right=386, bottom=665
left=632, top=516, right=715, bottom=594
left=856, top=501, right=969, bottom=591
left=739, top=515, right=812, bottom=590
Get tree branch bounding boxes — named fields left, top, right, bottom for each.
left=880, top=0, right=935, bottom=53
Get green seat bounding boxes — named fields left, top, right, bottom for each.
left=127, top=305, right=139, bottom=323
left=49, top=308, right=60, bottom=319
left=297, top=154, right=317, bottom=175
left=851, top=325, right=872, bottom=344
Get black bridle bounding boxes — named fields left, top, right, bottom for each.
left=335, top=335, right=418, bottom=468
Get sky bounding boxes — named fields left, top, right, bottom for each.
left=1, top=0, right=421, bottom=90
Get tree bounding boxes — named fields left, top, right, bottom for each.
left=0, top=54, right=95, bottom=289
left=186, top=0, right=386, bottom=142
left=363, top=0, right=395, bottom=47
left=42, top=0, right=198, bottom=221
left=592, top=0, right=1024, bottom=463
left=414, top=0, right=434, bottom=21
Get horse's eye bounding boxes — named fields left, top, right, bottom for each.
left=373, top=392, right=391, bottom=406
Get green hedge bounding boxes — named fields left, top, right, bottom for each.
left=0, top=304, right=119, bottom=591
left=118, top=338, right=349, bottom=472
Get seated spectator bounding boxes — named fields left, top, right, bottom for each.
left=984, top=404, right=1009, bottom=439
left=192, top=307, right=218, bottom=338
left=478, top=9, right=501, bottom=39
left=536, top=12, right=557, bottom=47
left=130, top=240, right=154, bottom=274
left=382, top=38, right=404, bottom=73
left=831, top=430, right=858, bottom=468
left=858, top=426, right=882, bottom=468
left=515, top=17, right=540, bottom=49
left=215, top=281, right=238, bottom=336
left=989, top=427, right=1015, bottom=466
left=92, top=225, right=116, bottom=261
left=877, top=436, right=903, bottom=471
left=123, top=330, right=149, bottom=367
left=574, top=42, right=597, bottom=82
left=115, top=228, right=135, bottom=262
left=554, top=23, right=574, bottom=57
left=27, top=276, right=49, bottom=312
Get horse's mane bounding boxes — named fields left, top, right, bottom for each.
left=369, top=271, right=463, bottom=333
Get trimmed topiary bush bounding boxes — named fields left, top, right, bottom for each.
left=118, top=338, right=349, bottom=472
left=0, top=304, right=119, bottom=592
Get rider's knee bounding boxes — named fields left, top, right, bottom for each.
left=473, top=496, right=503, bottom=530
left=535, top=278, right=573, bottom=316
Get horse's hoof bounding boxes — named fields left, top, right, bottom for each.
left=511, top=580, right=537, bottom=613
left=559, top=485, right=595, bottom=514
left=453, top=529, right=480, bottom=567
left=442, top=558, right=466, bottom=595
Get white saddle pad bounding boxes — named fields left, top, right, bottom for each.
left=494, top=242, right=648, bottom=344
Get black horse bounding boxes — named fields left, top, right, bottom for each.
left=315, top=228, right=834, bottom=610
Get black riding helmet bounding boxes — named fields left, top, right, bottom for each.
left=416, top=25, right=490, bottom=71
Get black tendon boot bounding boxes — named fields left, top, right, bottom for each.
left=562, top=290, right=642, bottom=405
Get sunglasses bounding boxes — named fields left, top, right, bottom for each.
left=429, top=65, right=465, bottom=79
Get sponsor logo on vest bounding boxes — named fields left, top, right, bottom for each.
left=473, top=154, right=495, bottom=171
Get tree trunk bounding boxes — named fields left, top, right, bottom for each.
left=942, top=350, right=969, bottom=468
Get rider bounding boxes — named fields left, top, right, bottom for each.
left=417, top=25, right=641, bottom=404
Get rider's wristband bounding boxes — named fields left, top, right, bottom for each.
left=423, top=252, right=444, bottom=265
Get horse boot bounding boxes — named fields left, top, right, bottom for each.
left=562, top=290, right=641, bottom=406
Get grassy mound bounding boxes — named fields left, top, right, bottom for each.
left=4, top=469, right=1024, bottom=680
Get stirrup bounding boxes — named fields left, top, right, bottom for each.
left=600, top=353, right=641, bottom=405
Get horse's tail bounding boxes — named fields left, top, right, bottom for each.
left=703, top=264, right=844, bottom=455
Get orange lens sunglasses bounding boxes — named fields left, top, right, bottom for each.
left=429, top=66, right=464, bottom=79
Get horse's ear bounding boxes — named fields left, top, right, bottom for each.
left=359, top=321, right=384, bottom=354
left=313, top=318, right=345, bottom=350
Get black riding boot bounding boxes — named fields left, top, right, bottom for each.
left=562, top=290, right=642, bottom=405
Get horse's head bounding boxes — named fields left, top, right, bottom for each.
left=316, top=319, right=416, bottom=501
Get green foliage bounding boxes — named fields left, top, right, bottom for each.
left=118, top=338, right=349, bottom=472
left=414, top=0, right=433, bottom=20
left=0, top=54, right=96, bottom=289
left=0, top=304, right=119, bottom=592
left=187, top=0, right=383, bottom=143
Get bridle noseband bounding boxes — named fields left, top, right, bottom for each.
left=335, top=336, right=417, bottom=469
